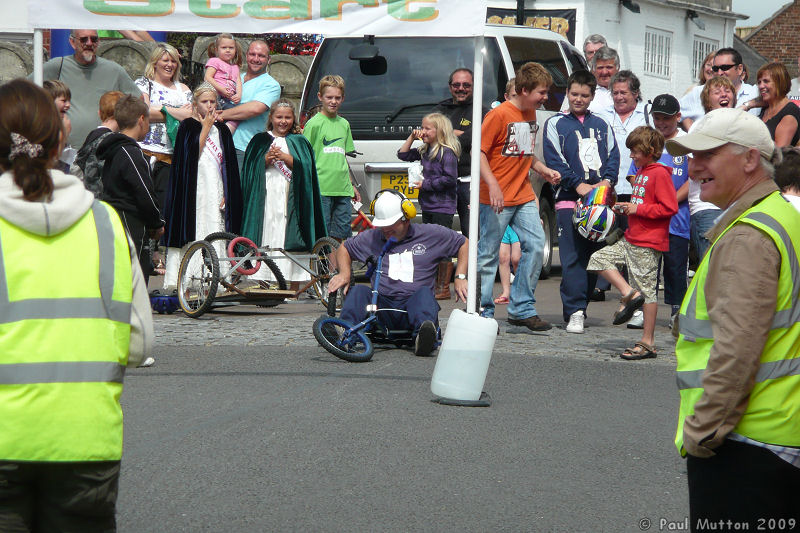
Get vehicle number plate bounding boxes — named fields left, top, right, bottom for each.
left=380, top=173, right=418, bottom=199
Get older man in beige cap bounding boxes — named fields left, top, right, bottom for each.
left=667, top=108, right=800, bottom=528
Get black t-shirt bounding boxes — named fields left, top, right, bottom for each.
left=760, top=101, right=800, bottom=146
left=433, top=98, right=489, bottom=177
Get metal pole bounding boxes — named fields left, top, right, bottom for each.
left=33, top=29, right=44, bottom=86
left=466, top=35, right=484, bottom=315
left=516, top=0, right=525, bottom=25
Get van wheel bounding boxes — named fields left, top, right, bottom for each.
left=539, top=196, right=555, bottom=279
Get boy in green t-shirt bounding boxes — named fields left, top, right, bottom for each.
left=303, top=75, right=361, bottom=240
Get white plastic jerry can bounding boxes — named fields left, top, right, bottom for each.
left=431, top=309, right=497, bottom=401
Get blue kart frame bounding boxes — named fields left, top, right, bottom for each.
left=312, top=237, right=440, bottom=362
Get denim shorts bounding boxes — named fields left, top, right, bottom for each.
left=321, top=195, right=353, bottom=239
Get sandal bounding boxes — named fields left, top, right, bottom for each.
left=613, top=289, right=644, bottom=325
left=621, top=341, right=657, bottom=360
left=494, top=295, right=510, bottom=304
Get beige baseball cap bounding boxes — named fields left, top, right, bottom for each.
left=666, top=108, right=775, bottom=160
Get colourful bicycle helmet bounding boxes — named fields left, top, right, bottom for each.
left=573, top=186, right=618, bottom=242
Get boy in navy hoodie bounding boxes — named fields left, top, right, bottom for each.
left=543, top=70, right=619, bottom=334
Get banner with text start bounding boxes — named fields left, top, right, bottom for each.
left=27, top=0, right=487, bottom=37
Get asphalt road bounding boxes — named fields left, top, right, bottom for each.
left=117, top=270, right=689, bottom=532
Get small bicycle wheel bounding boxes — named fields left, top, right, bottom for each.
left=227, top=236, right=261, bottom=275
left=309, top=236, right=340, bottom=307
left=312, top=316, right=373, bottom=363
left=177, top=240, right=220, bottom=318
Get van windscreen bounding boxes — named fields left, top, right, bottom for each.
left=302, top=37, right=506, bottom=141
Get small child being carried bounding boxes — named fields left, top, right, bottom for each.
left=204, top=33, right=243, bottom=133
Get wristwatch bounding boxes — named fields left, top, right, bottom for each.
left=454, top=274, right=467, bottom=280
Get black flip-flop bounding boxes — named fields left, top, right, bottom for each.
left=613, top=290, right=645, bottom=325
left=620, top=341, right=657, bottom=360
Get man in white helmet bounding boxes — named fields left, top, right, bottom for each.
left=328, top=190, right=469, bottom=356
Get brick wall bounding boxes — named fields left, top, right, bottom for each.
left=745, top=1, right=800, bottom=77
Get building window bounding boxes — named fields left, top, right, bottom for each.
left=644, top=27, right=672, bottom=79
left=693, top=37, right=719, bottom=81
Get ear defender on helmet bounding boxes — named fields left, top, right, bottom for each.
left=369, top=189, right=416, bottom=221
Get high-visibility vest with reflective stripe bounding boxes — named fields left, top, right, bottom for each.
left=675, top=191, right=800, bottom=455
left=0, top=201, right=132, bottom=461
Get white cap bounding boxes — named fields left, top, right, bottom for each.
left=666, top=108, right=775, bottom=160
left=371, top=192, right=404, bottom=227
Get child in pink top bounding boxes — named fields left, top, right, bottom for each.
left=204, top=33, right=243, bottom=132
left=587, top=125, right=678, bottom=360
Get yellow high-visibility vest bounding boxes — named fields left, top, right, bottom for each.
left=0, top=201, right=132, bottom=461
left=675, top=191, right=800, bottom=455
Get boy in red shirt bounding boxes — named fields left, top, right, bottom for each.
left=588, top=125, right=677, bottom=359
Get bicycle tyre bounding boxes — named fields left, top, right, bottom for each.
left=206, top=232, right=287, bottom=289
left=177, top=240, right=220, bottom=318
left=312, top=316, right=374, bottom=363
left=256, top=256, right=288, bottom=291
left=309, top=236, right=340, bottom=307
left=205, top=231, right=258, bottom=274
left=327, top=287, right=341, bottom=317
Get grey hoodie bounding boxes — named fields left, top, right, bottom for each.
left=0, top=169, right=153, bottom=365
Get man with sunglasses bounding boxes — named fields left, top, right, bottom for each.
left=38, top=29, right=141, bottom=148
left=680, top=48, right=759, bottom=130
left=433, top=68, right=489, bottom=239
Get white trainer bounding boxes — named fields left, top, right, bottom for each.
left=627, top=309, right=644, bottom=329
left=139, top=357, right=155, bottom=368
left=566, top=311, right=585, bottom=334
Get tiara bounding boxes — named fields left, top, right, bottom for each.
left=194, top=82, right=217, bottom=95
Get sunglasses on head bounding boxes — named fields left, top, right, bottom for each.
left=711, top=63, right=738, bottom=73
left=73, top=35, right=99, bottom=44
left=450, top=82, right=472, bottom=89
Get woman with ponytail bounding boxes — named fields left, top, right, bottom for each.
left=0, top=78, right=153, bottom=529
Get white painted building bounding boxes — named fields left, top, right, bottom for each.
left=488, top=0, right=748, bottom=100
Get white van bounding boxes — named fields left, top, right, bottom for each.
left=299, top=25, right=586, bottom=277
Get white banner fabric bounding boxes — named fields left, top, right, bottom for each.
left=27, top=1, right=486, bottom=37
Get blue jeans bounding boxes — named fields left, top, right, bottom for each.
left=478, top=201, right=544, bottom=319
left=691, top=208, right=721, bottom=262
left=662, top=234, right=689, bottom=306
left=321, top=195, right=352, bottom=240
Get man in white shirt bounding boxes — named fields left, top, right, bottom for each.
left=680, top=48, right=759, bottom=130
left=561, top=45, right=619, bottom=115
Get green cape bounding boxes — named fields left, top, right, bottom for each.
left=240, top=132, right=327, bottom=251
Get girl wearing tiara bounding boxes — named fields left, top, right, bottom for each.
left=239, top=98, right=326, bottom=282
left=161, top=82, right=242, bottom=289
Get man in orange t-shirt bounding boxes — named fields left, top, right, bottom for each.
left=478, top=62, right=562, bottom=331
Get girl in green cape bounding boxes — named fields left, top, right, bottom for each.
left=240, top=99, right=327, bottom=282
